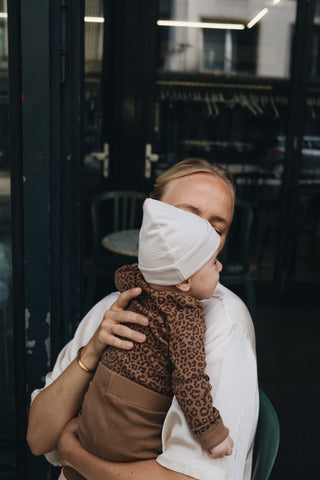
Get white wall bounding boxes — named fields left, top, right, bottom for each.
left=161, top=0, right=297, bottom=78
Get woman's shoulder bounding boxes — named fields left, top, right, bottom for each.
left=85, top=291, right=121, bottom=318
left=202, top=283, right=255, bottom=345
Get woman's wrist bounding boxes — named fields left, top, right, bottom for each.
left=77, top=343, right=102, bottom=372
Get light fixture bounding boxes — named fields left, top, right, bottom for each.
left=247, top=8, right=268, bottom=29
left=272, top=0, right=281, bottom=5
left=84, top=16, right=105, bottom=23
left=157, top=20, right=245, bottom=30
left=0, top=12, right=8, bottom=19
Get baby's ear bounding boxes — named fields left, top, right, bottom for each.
left=175, top=279, right=191, bottom=292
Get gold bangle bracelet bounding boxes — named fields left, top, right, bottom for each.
left=76, top=346, right=95, bottom=374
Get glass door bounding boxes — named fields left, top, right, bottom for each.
left=154, top=0, right=298, bottom=286
left=82, top=0, right=158, bottom=309
left=82, top=0, right=300, bottom=304
left=81, top=0, right=320, bottom=312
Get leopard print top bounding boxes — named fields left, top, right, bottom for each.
left=100, top=263, right=228, bottom=448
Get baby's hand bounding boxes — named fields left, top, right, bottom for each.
left=208, top=435, right=234, bottom=459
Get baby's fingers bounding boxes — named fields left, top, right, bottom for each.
left=208, top=436, right=234, bottom=459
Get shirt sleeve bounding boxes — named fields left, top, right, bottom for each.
left=168, top=303, right=229, bottom=450
left=157, top=284, right=259, bottom=480
left=30, top=292, right=120, bottom=466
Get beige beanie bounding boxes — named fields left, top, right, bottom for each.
left=138, top=198, right=220, bottom=285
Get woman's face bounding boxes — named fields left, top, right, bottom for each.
left=160, top=173, right=234, bottom=251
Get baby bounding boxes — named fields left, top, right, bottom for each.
left=67, top=199, right=233, bottom=479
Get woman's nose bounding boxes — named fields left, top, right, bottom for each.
left=217, top=260, right=223, bottom=272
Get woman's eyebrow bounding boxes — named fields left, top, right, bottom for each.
left=209, top=215, right=230, bottom=227
left=174, top=203, right=201, bottom=215
left=175, top=203, right=230, bottom=227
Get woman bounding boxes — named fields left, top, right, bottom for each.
left=27, top=158, right=259, bottom=480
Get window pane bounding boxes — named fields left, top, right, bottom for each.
left=157, top=0, right=297, bottom=79
left=154, top=0, right=297, bottom=284
left=295, top=0, right=320, bottom=282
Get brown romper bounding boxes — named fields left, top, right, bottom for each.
left=76, top=264, right=228, bottom=469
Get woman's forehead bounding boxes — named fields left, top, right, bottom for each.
left=161, top=174, right=233, bottom=222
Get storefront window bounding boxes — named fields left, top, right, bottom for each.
left=154, top=0, right=298, bottom=283
left=157, top=0, right=296, bottom=78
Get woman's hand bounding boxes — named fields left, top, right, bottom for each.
left=79, top=287, right=149, bottom=371
left=58, top=418, right=80, bottom=468
left=95, top=287, right=149, bottom=349
left=27, top=288, right=149, bottom=457
left=58, top=420, right=195, bottom=480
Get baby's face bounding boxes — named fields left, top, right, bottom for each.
left=189, top=253, right=222, bottom=300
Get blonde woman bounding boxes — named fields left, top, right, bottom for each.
left=27, top=159, right=259, bottom=480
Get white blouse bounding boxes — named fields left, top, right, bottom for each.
left=31, top=283, right=259, bottom=480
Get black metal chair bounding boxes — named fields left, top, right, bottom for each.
left=84, top=190, right=145, bottom=311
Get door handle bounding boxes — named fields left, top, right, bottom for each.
left=145, top=143, right=159, bottom=178
left=90, top=143, right=110, bottom=177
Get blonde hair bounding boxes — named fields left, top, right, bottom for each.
left=150, top=158, right=235, bottom=206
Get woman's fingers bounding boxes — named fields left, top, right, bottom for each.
left=105, top=306, right=149, bottom=327
left=112, top=287, right=143, bottom=311
left=111, top=323, right=146, bottom=342
left=88, top=288, right=149, bottom=354
left=98, top=314, right=147, bottom=350
left=102, top=289, right=149, bottom=330
left=99, top=323, right=146, bottom=346
left=63, top=417, right=78, bottom=434
left=94, top=289, right=149, bottom=350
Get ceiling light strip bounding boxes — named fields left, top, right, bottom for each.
left=84, top=16, right=105, bottom=23
left=247, top=8, right=269, bottom=29
left=157, top=20, right=245, bottom=30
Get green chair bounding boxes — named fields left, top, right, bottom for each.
left=252, top=389, right=280, bottom=480
left=219, top=198, right=256, bottom=319
left=84, top=190, right=145, bottom=311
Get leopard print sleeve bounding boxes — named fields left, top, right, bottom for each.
left=168, top=299, right=229, bottom=450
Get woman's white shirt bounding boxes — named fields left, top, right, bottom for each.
left=31, top=284, right=259, bottom=479
left=157, top=283, right=259, bottom=480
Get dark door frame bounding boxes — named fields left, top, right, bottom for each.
left=276, top=0, right=316, bottom=289
left=8, top=0, right=84, bottom=477
left=7, top=0, right=26, bottom=477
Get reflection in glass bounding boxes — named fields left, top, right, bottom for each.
left=158, top=0, right=296, bottom=78
left=295, top=0, right=320, bottom=282
left=84, top=0, right=104, bottom=157
left=83, top=0, right=106, bottom=309
left=155, top=0, right=298, bottom=282
left=310, top=1, right=320, bottom=80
